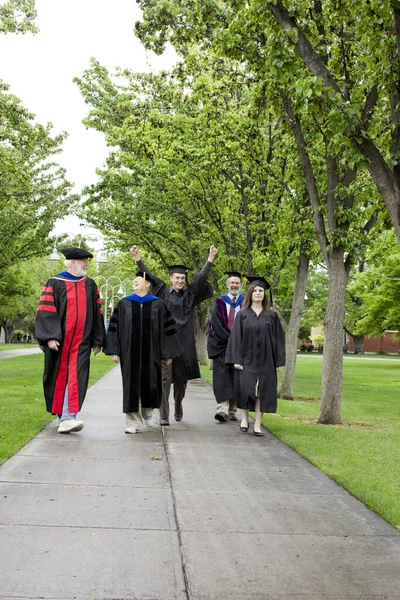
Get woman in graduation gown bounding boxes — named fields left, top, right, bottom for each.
left=105, top=272, right=182, bottom=433
left=225, top=276, right=286, bottom=437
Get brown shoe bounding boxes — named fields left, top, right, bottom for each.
left=228, top=413, right=238, bottom=421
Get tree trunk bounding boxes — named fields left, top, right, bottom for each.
left=319, top=251, right=349, bottom=424
left=1, top=320, right=13, bottom=343
left=279, top=252, right=309, bottom=399
left=195, top=307, right=209, bottom=366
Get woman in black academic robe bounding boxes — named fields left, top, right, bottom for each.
left=104, top=273, right=182, bottom=433
left=225, top=277, right=286, bottom=436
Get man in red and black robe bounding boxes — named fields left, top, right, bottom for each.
left=35, top=247, right=106, bottom=434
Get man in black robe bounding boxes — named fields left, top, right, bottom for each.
left=35, top=247, right=106, bottom=434
left=104, top=272, right=182, bottom=433
left=131, top=244, right=217, bottom=425
left=207, top=271, right=245, bottom=422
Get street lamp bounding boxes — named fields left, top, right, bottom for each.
left=49, top=232, right=109, bottom=264
left=95, top=275, right=126, bottom=326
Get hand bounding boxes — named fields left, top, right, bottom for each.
left=234, top=364, right=243, bottom=371
left=130, top=245, right=140, bottom=261
left=112, top=355, right=119, bottom=363
left=165, top=358, right=173, bottom=366
left=208, top=245, right=218, bottom=263
left=276, top=367, right=280, bottom=372
left=93, top=346, right=101, bottom=356
left=48, top=340, right=60, bottom=351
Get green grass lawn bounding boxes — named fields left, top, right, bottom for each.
left=0, top=353, right=115, bottom=465
left=200, top=355, right=400, bottom=531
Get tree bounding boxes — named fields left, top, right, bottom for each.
left=348, top=229, right=400, bottom=338
left=0, top=83, right=74, bottom=272
left=0, top=0, right=37, bottom=34
left=0, top=257, right=47, bottom=342
left=135, top=0, right=387, bottom=424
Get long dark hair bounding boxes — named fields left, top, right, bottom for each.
left=241, top=284, right=269, bottom=315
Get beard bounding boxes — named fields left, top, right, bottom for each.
left=229, top=289, right=241, bottom=297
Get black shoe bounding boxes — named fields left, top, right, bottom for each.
left=253, top=429, right=264, bottom=437
left=239, top=423, right=249, bottom=433
left=160, top=419, right=170, bottom=426
left=174, top=413, right=183, bottom=422
left=215, top=412, right=228, bottom=422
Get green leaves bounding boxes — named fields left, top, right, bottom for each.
left=0, top=0, right=37, bottom=34
left=0, top=84, right=73, bottom=271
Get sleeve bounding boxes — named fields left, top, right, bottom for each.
left=91, top=281, right=106, bottom=347
left=224, top=311, right=243, bottom=365
left=160, top=302, right=183, bottom=359
left=34, top=279, right=62, bottom=346
left=103, top=303, right=121, bottom=356
left=189, top=260, right=214, bottom=307
left=136, top=258, right=167, bottom=299
left=207, top=302, right=230, bottom=358
left=273, top=312, right=286, bottom=368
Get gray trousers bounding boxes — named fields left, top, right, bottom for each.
left=161, top=359, right=187, bottom=421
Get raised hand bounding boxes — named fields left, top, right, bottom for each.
left=130, top=245, right=140, bottom=261
left=208, top=245, right=218, bottom=262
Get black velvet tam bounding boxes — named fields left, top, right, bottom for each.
left=62, top=247, right=93, bottom=260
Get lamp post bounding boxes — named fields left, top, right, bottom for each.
left=48, top=232, right=109, bottom=264
left=95, top=276, right=125, bottom=327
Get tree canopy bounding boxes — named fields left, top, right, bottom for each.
left=0, top=0, right=37, bottom=34
left=0, top=83, right=73, bottom=271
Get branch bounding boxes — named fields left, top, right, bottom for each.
left=267, top=1, right=343, bottom=97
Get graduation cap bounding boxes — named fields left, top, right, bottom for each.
left=62, top=247, right=93, bottom=260
left=167, top=264, right=188, bottom=275
left=225, top=271, right=243, bottom=279
left=245, top=275, right=273, bottom=305
left=135, top=271, right=156, bottom=287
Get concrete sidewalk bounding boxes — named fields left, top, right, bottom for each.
left=0, top=368, right=399, bottom=600
left=0, top=347, right=42, bottom=359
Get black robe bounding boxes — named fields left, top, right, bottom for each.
left=34, top=275, right=106, bottom=415
left=136, top=259, right=213, bottom=380
left=207, top=295, right=245, bottom=403
left=225, top=308, right=286, bottom=412
left=104, top=295, right=182, bottom=413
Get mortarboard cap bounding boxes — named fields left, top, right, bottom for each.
left=135, top=271, right=156, bottom=287
left=167, top=264, right=188, bottom=275
left=225, top=271, right=242, bottom=279
left=62, top=247, right=93, bottom=260
left=245, top=275, right=271, bottom=290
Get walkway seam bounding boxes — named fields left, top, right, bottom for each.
left=162, top=426, right=191, bottom=600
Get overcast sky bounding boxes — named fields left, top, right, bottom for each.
left=0, top=0, right=177, bottom=238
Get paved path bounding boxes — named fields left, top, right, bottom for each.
left=0, top=368, right=399, bottom=600
left=0, top=347, right=42, bottom=359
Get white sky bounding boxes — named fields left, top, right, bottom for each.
left=0, top=0, right=177, bottom=239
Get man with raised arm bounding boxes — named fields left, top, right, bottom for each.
left=130, top=244, right=217, bottom=425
